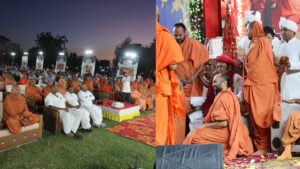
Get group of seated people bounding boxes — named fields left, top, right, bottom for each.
left=0, top=68, right=155, bottom=140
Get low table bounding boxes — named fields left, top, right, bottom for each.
left=98, top=100, right=140, bottom=122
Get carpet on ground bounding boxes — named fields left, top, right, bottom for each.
left=106, top=113, right=155, bottom=147
left=225, top=152, right=300, bottom=169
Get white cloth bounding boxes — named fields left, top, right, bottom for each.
left=122, top=76, right=132, bottom=93
left=279, top=17, right=298, bottom=33
left=280, top=38, right=300, bottom=100
left=188, top=110, right=204, bottom=131
left=244, top=11, right=262, bottom=25
left=272, top=37, right=281, bottom=57
left=78, top=90, right=103, bottom=126
left=233, top=73, right=243, bottom=101
left=45, top=92, right=82, bottom=134
left=64, top=92, right=91, bottom=129
left=237, top=37, right=251, bottom=55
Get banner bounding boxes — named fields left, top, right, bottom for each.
left=21, top=56, right=28, bottom=69
left=36, top=56, right=44, bottom=70
left=117, top=58, right=138, bottom=81
left=55, top=55, right=67, bottom=73
left=81, top=56, right=96, bottom=76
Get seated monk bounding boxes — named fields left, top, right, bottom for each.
left=3, top=72, right=16, bottom=86
left=19, top=74, right=29, bottom=85
left=25, top=79, right=44, bottom=103
left=139, top=82, right=154, bottom=111
left=101, top=79, right=113, bottom=98
left=43, top=81, right=52, bottom=97
left=131, top=85, right=147, bottom=112
left=278, top=99, right=300, bottom=160
left=3, top=85, right=39, bottom=134
left=183, top=73, right=253, bottom=161
left=58, top=75, right=67, bottom=95
left=83, top=74, right=94, bottom=92
left=71, top=75, right=81, bottom=92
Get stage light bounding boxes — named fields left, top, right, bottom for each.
left=10, top=52, right=16, bottom=56
left=24, top=52, right=28, bottom=55
left=38, top=51, right=43, bottom=55
left=85, top=50, right=93, bottom=55
left=59, top=52, right=65, bottom=56
left=125, top=51, right=137, bottom=59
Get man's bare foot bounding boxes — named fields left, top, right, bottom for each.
left=252, top=149, right=267, bottom=156
left=278, top=145, right=292, bottom=160
left=65, top=133, right=74, bottom=138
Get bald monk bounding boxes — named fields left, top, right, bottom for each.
left=156, top=7, right=185, bottom=145
left=275, top=99, right=300, bottom=160
left=183, top=73, right=253, bottom=161
left=43, top=81, right=52, bottom=97
left=3, top=85, right=39, bottom=134
left=173, top=23, right=209, bottom=97
left=18, top=74, right=29, bottom=85
left=25, top=79, right=44, bottom=103
left=71, top=75, right=81, bottom=92
left=242, top=21, right=281, bottom=155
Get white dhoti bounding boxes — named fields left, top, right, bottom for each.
left=188, top=110, right=203, bottom=131
left=59, top=108, right=82, bottom=134
left=77, top=107, right=92, bottom=129
left=82, top=104, right=103, bottom=126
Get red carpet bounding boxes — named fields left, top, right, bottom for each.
left=106, top=113, right=155, bottom=147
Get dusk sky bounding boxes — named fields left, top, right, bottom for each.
left=0, top=0, right=155, bottom=61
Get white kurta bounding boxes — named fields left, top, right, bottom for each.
left=45, top=92, right=82, bottom=134
left=64, top=92, right=91, bottom=129
left=237, top=37, right=251, bottom=55
left=78, top=90, right=103, bottom=126
left=280, top=38, right=300, bottom=100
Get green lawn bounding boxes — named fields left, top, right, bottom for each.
left=0, top=111, right=156, bottom=169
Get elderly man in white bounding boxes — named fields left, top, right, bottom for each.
left=78, top=84, right=105, bottom=127
left=64, top=86, right=92, bottom=133
left=45, top=85, right=83, bottom=140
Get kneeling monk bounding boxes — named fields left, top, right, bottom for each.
left=183, top=73, right=253, bottom=161
left=3, top=85, right=39, bottom=134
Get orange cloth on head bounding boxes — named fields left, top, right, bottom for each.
left=183, top=89, right=253, bottom=161
left=281, top=111, right=300, bottom=147
left=43, top=86, right=51, bottom=97
left=25, top=85, right=43, bottom=102
left=156, top=23, right=185, bottom=145
left=18, top=75, right=29, bottom=85
left=3, top=94, right=39, bottom=134
left=175, top=35, right=209, bottom=97
left=83, top=79, right=94, bottom=92
left=242, top=21, right=281, bottom=151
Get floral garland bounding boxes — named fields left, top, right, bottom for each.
left=189, top=0, right=205, bottom=43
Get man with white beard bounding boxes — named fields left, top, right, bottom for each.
left=78, top=84, right=105, bottom=127
left=64, top=86, right=92, bottom=133
left=45, top=85, right=83, bottom=140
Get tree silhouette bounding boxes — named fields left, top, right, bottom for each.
left=113, top=37, right=132, bottom=69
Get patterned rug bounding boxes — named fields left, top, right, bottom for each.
left=225, top=153, right=300, bottom=169
left=106, top=113, right=155, bottom=147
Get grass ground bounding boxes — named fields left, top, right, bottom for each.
left=0, top=111, right=155, bottom=169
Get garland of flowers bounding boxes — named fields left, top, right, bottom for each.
left=189, top=0, right=205, bottom=43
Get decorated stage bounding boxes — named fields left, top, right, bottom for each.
left=98, top=99, right=140, bottom=122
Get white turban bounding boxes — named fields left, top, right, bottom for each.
left=244, top=11, right=262, bottom=25
left=279, top=17, right=298, bottom=33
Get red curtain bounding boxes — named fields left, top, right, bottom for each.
left=203, top=0, right=222, bottom=38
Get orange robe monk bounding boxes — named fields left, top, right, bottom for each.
left=3, top=94, right=39, bottom=134
left=58, top=78, right=67, bottom=95
left=156, top=23, right=185, bottom=145
left=43, top=86, right=51, bottom=97
left=71, top=80, right=81, bottom=92
left=183, top=88, right=253, bottom=161
left=3, top=74, right=16, bottom=86
left=131, top=87, right=147, bottom=112
left=242, top=21, right=281, bottom=153
left=83, top=79, right=94, bottom=92
left=25, top=85, right=43, bottom=102
left=18, top=75, right=29, bottom=85
left=175, top=35, right=209, bottom=97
